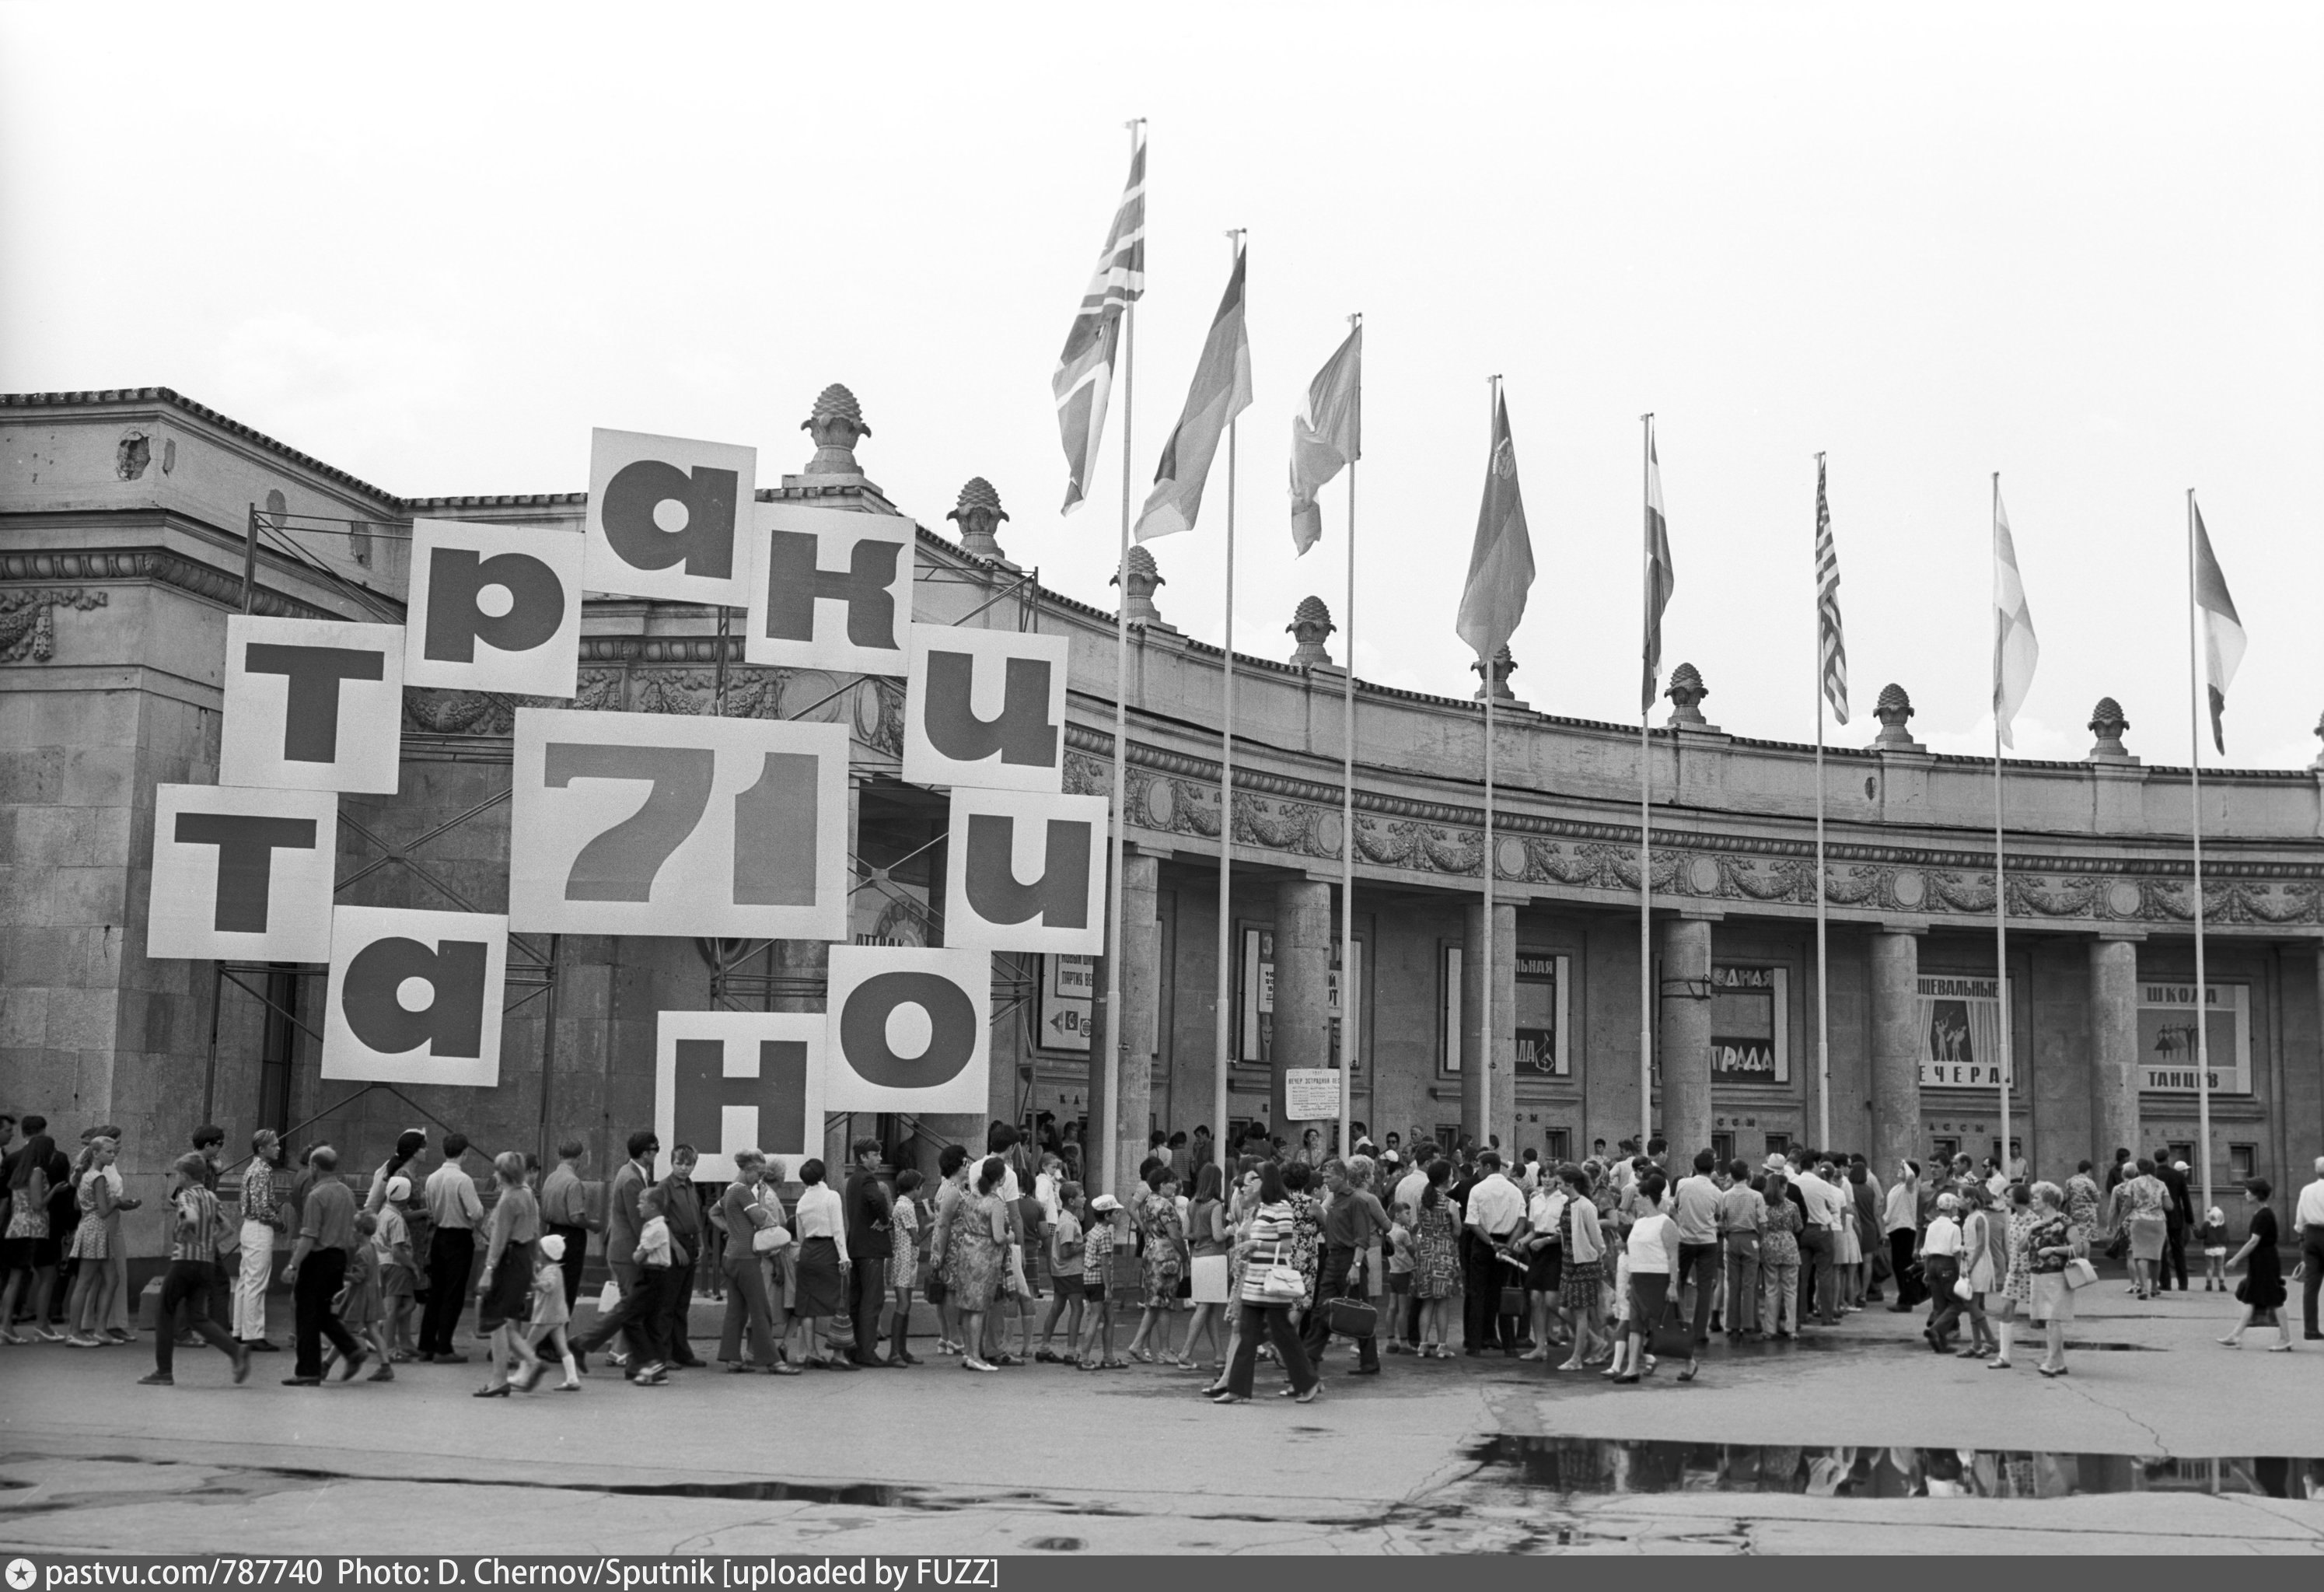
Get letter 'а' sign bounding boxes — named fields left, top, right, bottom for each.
left=404, top=519, right=584, bottom=698
left=321, top=905, right=508, bottom=1087
left=942, top=789, right=1108, bottom=954
left=584, top=427, right=755, bottom=607
left=218, top=615, right=405, bottom=795
left=822, top=946, right=991, bottom=1114
left=145, top=784, right=337, bottom=960
left=654, top=1011, right=825, bottom=1184
left=743, top=502, right=914, bottom=676
left=900, top=625, right=1070, bottom=793
left=508, top=707, right=848, bottom=939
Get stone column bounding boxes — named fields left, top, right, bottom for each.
left=1869, top=929, right=1922, bottom=1176
left=1658, top=916, right=1714, bottom=1161
left=2089, top=936, right=2141, bottom=1171
left=1461, top=900, right=1517, bottom=1149
left=1273, top=878, right=1334, bottom=1139
left=1107, top=851, right=1163, bottom=1204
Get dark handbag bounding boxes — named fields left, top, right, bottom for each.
left=1497, top=1286, right=1529, bottom=1317
left=1325, top=1296, right=1378, bottom=1337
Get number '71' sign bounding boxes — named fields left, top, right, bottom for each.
left=508, top=708, right=849, bottom=939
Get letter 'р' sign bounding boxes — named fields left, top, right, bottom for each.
left=404, top=518, right=584, bottom=698
left=321, top=904, right=508, bottom=1087
left=654, top=1011, right=825, bottom=1184
left=822, top=946, right=991, bottom=1114
left=584, top=427, right=755, bottom=607
left=145, top=784, right=338, bottom=960
left=900, top=625, right=1069, bottom=793
left=744, top=501, right=914, bottom=676
left=942, top=788, right=1108, bottom=954
left=218, top=615, right=404, bottom=794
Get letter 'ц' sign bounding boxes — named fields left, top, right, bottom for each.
left=822, top=946, right=991, bottom=1114
left=744, top=502, right=914, bottom=676
left=654, top=1011, right=824, bottom=1184
left=584, top=428, right=755, bottom=607
left=404, top=519, right=584, bottom=698
left=900, top=625, right=1070, bottom=793
left=321, top=905, right=508, bottom=1087
left=508, top=707, right=849, bottom=939
left=218, top=616, right=404, bottom=794
left=145, top=784, right=337, bottom=960
left=942, top=789, right=1108, bottom=954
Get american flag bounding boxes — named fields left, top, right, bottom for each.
left=1815, top=454, right=1849, bottom=725
left=1052, top=127, right=1147, bottom=515
left=1641, top=418, right=1674, bottom=712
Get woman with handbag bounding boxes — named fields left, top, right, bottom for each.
left=1955, top=1184, right=2001, bottom=1359
left=1613, top=1171, right=1685, bottom=1385
left=2024, top=1181, right=2081, bottom=1377
left=2216, top=1177, right=2293, bottom=1351
left=1179, top=1163, right=1230, bottom=1372
left=1554, top=1164, right=1606, bottom=1372
left=2106, top=1158, right=2171, bottom=1300
left=1124, top=1164, right=1186, bottom=1364
left=716, top=1150, right=793, bottom=1374
left=1212, top=1162, right=1321, bottom=1405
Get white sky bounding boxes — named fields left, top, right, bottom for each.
left=5, top=2, right=2319, bottom=769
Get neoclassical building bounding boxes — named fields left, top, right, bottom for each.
left=5, top=385, right=2322, bottom=1254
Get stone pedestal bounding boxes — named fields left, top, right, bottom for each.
left=2089, top=936, right=2142, bottom=1171
left=1658, top=916, right=1714, bottom=1160
left=1461, top=900, right=1517, bottom=1150
left=1870, top=929, right=1922, bottom=1175
left=1273, top=878, right=1333, bottom=1136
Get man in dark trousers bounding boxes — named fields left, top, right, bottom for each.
left=2155, top=1150, right=2193, bottom=1293
left=536, top=1138, right=599, bottom=1312
left=418, top=1132, right=482, bottom=1361
left=1301, top=1156, right=1390, bottom=1376
left=1460, top=1151, right=1525, bottom=1356
left=843, top=1136, right=895, bottom=1367
left=279, top=1146, right=364, bottom=1385
left=659, top=1145, right=706, bottom=1367
left=572, top=1131, right=658, bottom=1374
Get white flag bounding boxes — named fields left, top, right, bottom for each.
left=1288, top=321, right=1361, bottom=555
left=1991, top=485, right=2039, bottom=748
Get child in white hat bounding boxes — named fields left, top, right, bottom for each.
left=2199, top=1205, right=2229, bottom=1293
left=531, top=1233, right=580, bottom=1389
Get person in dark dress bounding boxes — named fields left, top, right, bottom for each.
left=2217, top=1178, right=2292, bottom=1351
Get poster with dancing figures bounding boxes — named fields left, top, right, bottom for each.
left=1916, top=974, right=2022, bottom=1091
left=2136, top=981, right=2250, bottom=1094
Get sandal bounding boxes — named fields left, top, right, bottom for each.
left=1128, top=1347, right=1155, bottom=1364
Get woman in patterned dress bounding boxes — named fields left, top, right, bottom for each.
left=1992, top=1181, right=2039, bottom=1370
left=1759, top=1174, right=1803, bottom=1340
left=1283, top=1162, right=1323, bottom=1308
left=63, top=1138, right=118, bottom=1346
left=1124, top=1164, right=1185, bottom=1363
left=1413, top=1161, right=1462, bottom=1356
left=945, top=1156, right=1010, bottom=1373
left=2022, top=1183, right=2079, bottom=1377
left=886, top=1168, right=924, bottom=1366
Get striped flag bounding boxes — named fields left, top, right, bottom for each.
left=2191, top=496, right=2245, bottom=754
left=1991, top=483, right=2039, bottom=748
left=1052, top=129, right=1147, bottom=515
left=1815, top=455, right=1849, bottom=725
left=1641, top=419, right=1675, bottom=712
left=1288, top=320, right=1361, bottom=555
left=1134, top=240, right=1250, bottom=542
left=1456, top=387, right=1533, bottom=661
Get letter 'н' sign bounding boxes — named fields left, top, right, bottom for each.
left=508, top=707, right=848, bottom=939
left=743, top=502, right=914, bottom=676
left=321, top=905, right=507, bottom=1087
left=218, top=616, right=404, bottom=795
left=654, top=1011, right=824, bottom=1184
left=145, top=784, right=337, bottom=960
left=403, top=519, right=584, bottom=698
left=942, top=789, right=1108, bottom=954
left=822, top=946, right=991, bottom=1114
left=583, top=428, right=756, bottom=607
left=900, top=625, right=1070, bottom=793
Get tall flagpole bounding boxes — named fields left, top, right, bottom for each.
left=1339, top=312, right=1361, bottom=1158
left=2186, top=488, right=2213, bottom=1215
left=1991, top=472, right=2013, bottom=1179
left=1479, top=374, right=1500, bottom=1154
left=1211, top=229, right=1242, bottom=1174
left=1638, top=413, right=1655, bottom=1151
left=1103, top=117, right=1142, bottom=1204
left=1814, top=453, right=1832, bottom=1156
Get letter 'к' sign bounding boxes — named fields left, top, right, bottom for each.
left=145, top=784, right=338, bottom=960
left=218, top=615, right=404, bottom=794
left=508, top=707, right=849, bottom=939
left=404, top=519, right=584, bottom=698
left=822, top=946, right=991, bottom=1114
left=942, top=789, right=1108, bottom=954
left=743, top=501, right=914, bottom=676
left=583, top=428, right=755, bottom=607
left=900, top=625, right=1070, bottom=793
left=654, top=1012, right=824, bottom=1184
left=321, top=905, right=508, bottom=1087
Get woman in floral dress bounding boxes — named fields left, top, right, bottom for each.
left=1283, top=1162, right=1323, bottom=1307
left=1993, top=1181, right=2039, bottom=1370
left=1759, top=1175, right=1803, bottom=1340
left=1413, top=1162, right=1463, bottom=1356
left=1124, top=1165, right=1186, bottom=1363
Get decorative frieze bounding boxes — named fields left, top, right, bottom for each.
left=0, top=586, right=107, bottom=662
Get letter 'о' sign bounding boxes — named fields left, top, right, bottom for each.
left=145, top=784, right=337, bottom=960
left=942, top=789, right=1108, bottom=953
left=654, top=1011, right=824, bottom=1184
left=322, top=905, right=508, bottom=1087
left=404, top=519, right=583, bottom=697
left=583, top=427, right=755, bottom=607
left=508, top=707, right=848, bottom=939
left=218, top=615, right=405, bottom=794
left=744, top=502, right=914, bottom=675
left=822, top=946, right=990, bottom=1114
left=900, top=625, right=1069, bottom=793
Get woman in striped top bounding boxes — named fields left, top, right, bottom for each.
left=1214, top=1162, right=1321, bottom=1405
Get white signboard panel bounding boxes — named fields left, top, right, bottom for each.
left=321, top=905, right=507, bottom=1087
left=146, top=784, right=337, bottom=960
left=1283, top=1068, right=1342, bottom=1122
left=655, top=1011, right=825, bottom=1184
left=404, top=518, right=583, bottom=697
left=1917, top=974, right=2022, bottom=1091
left=823, top=946, right=991, bottom=1114
left=942, top=788, right=1108, bottom=953
left=743, top=502, right=914, bottom=675
left=218, top=615, right=404, bottom=794
left=2137, top=981, right=2251, bottom=1095
left=900, top=626, right=1069, bottom=793
left=582, top=427, right=754, bottom=606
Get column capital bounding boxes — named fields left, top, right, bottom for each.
left=1872, top=918, right=1928, bottom=936
left=2093, top=925, right=2148, bottom=943
left=1676, top=904, right=1725, bottom=922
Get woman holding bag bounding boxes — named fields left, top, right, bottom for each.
left=716, top=1150, right=792, bottom=1374
left=1179, top=1163, right=1229, bottom=1372
left=1212, top=1162, right=1320, bottom=1405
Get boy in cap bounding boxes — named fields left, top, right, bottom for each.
left=1077, top=1193, right=1124, bottom=1370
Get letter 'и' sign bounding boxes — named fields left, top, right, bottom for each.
left=404, top=519, right=584, bottom=698
left=822, top=946, right=991, bottom=1114
left=145, top=785, right=338, bottom=960
left=321, top=905, right=508, bottom=1087
left=653, top=1012, right=824, bottom=1184
left=900, top=625, right=1070, bottom=793
left=218, top=616, right=404, bottom=794
left=583, top=428, right=755, bottom=607
left=941, top=789, right=1108, bottom=954
left=744, top=502, right=914, bottom=676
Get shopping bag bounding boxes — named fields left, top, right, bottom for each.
left=1190, top=1254, right=1230, bottom=1303
left=2062, top=1258, right=2100, bottom=1291
left=596, top=1279, right=621, bottom=1314
left=1325, top=1296, right=1379, bottom=1338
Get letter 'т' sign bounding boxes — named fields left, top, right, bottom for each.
left=508, top=707, right=848, bottom=939
left=321, top=905, right=507, bottom=1087
left=584, top=427, right=755, bottom=607
left=900, top=625, right=1069, bottom=793
left=654, top=1011, right=824, bottom=1185
left=942, top=788, right=1108, bottom=954
left=823, top=946, right=991, bottom=1114
left=218, top=615, right=404, bottom=794
left=404, top=518, right=584, bottom=698
left=145, top=784, right=337, bottom=960
left=744, top=501, right=914, bottom=676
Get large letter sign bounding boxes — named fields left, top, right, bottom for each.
left=654, top=1012, right=824, bottom=1184
left=900, top=626, right=1069, bottom=793
left=218, top=616, right=404, bottom=794
left=146, top=785, right=337, bottom=960
left=942, top=789, right=1107, bottom=953
left=509, top=708, right=848, bottom=939
left=743, top=502, right=913, bottom=675
left=404, top=518, right=583, bottom=697
left=823, top=946, right=990, bottom=1114
left=583, top=427, right=755, bottom=606
left=322, top=906, right=507, bottom=1086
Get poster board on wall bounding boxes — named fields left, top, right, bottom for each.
left=1708, top=964, right=1789, bottom=1085
left=654, top=1011, right=823, bottom=1184
left=320, top=905, right=507, bottom=1087
left=2137, top=981, right=2250, bottom=1095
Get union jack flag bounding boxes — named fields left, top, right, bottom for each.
left=1053, top=127, right=1147, bottom=515
left=1815, top=454, right=1848, bottom=725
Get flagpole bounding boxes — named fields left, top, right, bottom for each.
left=1480, top=373, right=1501, bottom=1155
left=1211, top=229, right=1242, bottom=1175
left=1814, top=453, right=1831, bottom=1156
left=1639, top=413, right=1655, bottom=1153
left=1339, top=310, right=1361, bottom=1160
left=1103, top=117, right=1141, bottom=1205
left=1991, top=471, right=2012, bottom=1181
left=2186, top=488, right=2212, bottom=1216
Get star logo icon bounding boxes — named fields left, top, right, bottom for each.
left=6, top=1558, right=37, bottom=1590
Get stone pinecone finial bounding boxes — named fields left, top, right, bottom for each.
left=1665, top=662, right=1709, bottom=726
left=801, top=383, right=870, bottom=476
left=1110, top=544, right=1165, bottom=626
left=1471, top=646, right=1518, bottom=702
left=2088, top=697, right=2132, bottom=762
left=1872, top=683, right=1921, bottom=751
left=948, top=477, right=1009, bottom=561
left=1288, top=595, right=1335, bottom=667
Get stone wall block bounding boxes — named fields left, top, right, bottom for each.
left=0, top=984, right=47, bottom=1048
left=60, top=744, right=138, bottom=809
left=51, top=864, right=127, bottom=927
left=21, top=804, right=99, bottom=866
left=0, top=745, right=64, bottom=804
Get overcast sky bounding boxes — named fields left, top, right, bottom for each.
left=5, top=2, right=2318, bottom=772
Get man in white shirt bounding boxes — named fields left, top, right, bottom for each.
left=1791, top=1156, right=1847, bottom=1328
left=1392, top=1155, right=1431, bottom=1227
left=2297, top=1156, right=2324, bottom=1340
left=1919, top=1193, right=1967, bottom=1351
left=1463, top=1152, right=1527, bottom=1356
